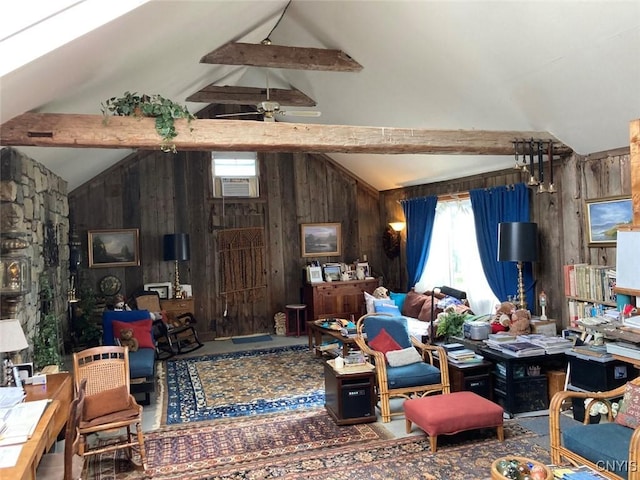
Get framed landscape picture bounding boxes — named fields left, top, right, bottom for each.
left=585, top=195, right=632, bottom=246
left=88, top=229, right=140, bottom=268
left=301, top=223, right=341, bottom=257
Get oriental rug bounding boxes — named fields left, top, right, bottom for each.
left=83, top=414, right=541, bottom=480
left=163, top=345, right=324, bottom=424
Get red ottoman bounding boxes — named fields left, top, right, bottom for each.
left=404, top=391, right=504, bottom=452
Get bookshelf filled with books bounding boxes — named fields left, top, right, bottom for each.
left=564, top=263, right=617, bottom=328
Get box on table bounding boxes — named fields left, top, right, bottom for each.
left=530, top=319, right=557, bottom=336
left=566, top=349, right=638, bottom=391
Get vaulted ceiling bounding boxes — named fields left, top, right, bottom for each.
left=1, top=0, right=638, bottom=191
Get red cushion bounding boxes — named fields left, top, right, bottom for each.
left=615, top=382, right=640, bottom=429
left=112, top=319, right=154, bottom=349
left=369, top=327, right=402, bottom=355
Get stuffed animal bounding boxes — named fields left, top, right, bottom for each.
left=113, top=294, right=131, bottom=311
left=491, top=302, right=515, bottom=334
left=373, top=286, right=389, bottom=299
left=509, top=309, right=531, bottom=336
left=119, top=328, right=139, bottom=352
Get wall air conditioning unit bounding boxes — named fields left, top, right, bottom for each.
left=214, top=177, right=259, bottom=198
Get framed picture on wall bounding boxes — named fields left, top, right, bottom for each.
left=585, top=195, right=633, bottom=246
left=88, top=229, right=140, bottom=268
left=301, top=223, right=341, bottom=257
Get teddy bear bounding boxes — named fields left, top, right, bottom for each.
left=491, top=301, right=515, bottom=334
left=509, top=308, right=532, bottom=336
left=113, top=294, right=131, bottom=311
left=373, top=286, right=389, bottom=299
left=119, top=328, right=139, bottom=352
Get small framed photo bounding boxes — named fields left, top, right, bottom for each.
left=88, top=229, right=140, bottom=268
left=301, top=223, right=341, bottom=257
left=323, top=265, right=342, bottom=282
left=356, top=262, right=370, bottom=278
left=13, top=362, right=33, bottom=384
left=144, top=282, right=172, bottom=299
left=585, top=195, right=632, bottom=246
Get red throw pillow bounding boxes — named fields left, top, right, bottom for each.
left=112, top=319, right=154, bottom=349
left=369, top=328, right=402, bottom=355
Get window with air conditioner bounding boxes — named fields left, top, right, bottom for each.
left=211, top=152, right=259, bottom=198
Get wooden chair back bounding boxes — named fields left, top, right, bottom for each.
left=134, top=291, right=162, bottom=312
left=72, top=346, right=130, bottom=396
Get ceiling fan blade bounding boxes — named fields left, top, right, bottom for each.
left=278, top=110, right=321, bottom=117
left=215, top=111, right=261, bottom=118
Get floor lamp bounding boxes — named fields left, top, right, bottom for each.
left=497, top=222, right=538, bottom=310
left=429, top=286, right=467, bottom=344
left=164, top=233, right=190, bottom=299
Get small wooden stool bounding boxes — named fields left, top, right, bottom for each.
left=404, top=391, right=504, bottom=452
left=285, top=304, right=307, bottom=337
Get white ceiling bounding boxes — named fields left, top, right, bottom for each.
left=1, top=0, right=639, bottom=192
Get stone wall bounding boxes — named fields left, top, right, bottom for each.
left=0, top=147, right=69, bottom=364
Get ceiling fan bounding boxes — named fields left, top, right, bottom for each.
left=214, top=71, right=321, bottom=122
left=216, top=100, right=321, bottom=122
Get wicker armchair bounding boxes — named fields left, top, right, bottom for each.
left=355, top=313, right=450, bottom=422
left=549, top=376, right=640, bottom=480
left=73, top=346, right=147, bottom=471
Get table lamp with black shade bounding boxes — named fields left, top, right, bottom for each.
left=497, top=222, right=538, bottom=310
left=163, top=233, right=190, bottom=299
left=429, top=286, right=467, bottom=344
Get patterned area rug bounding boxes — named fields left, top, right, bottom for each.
left=83, top=415, right=542, bottom=480
left=164, top=345, right=324, bottom=424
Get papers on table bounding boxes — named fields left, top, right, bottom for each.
left=0, top=444, right=23, bottom=469
left=0, top=399, right=49, bottom=446
left=0, top=387, right=25, bottom=409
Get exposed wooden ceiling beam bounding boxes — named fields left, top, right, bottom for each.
left=0, top=113, right=573, bottom=156
left=186, top=85, right=316, bottom=106
left=200, top=42, right=363, bottom=72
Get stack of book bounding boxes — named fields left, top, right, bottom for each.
left=499, top=341, right=546, bottom=357
left=447, top=349, right=483, bottom=364
left=519, top=334, right=574, bottom=354
left=484, top=334, right=518, bottom=351
left=605, top=341, right=640, bottom=361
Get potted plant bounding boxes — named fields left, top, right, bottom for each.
left=101, top=92, right=195, bottom=153
left=435, top=307, right=471, bottom=341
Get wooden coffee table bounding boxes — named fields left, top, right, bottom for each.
left=307, top=320, right=357, bottom=357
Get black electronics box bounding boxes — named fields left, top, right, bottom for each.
left=567, top=352, right=638, bottom=392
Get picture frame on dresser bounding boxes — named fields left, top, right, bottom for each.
left=144, top=282, right=172, bottom=299
left=585, top=195, right=632, bottom=246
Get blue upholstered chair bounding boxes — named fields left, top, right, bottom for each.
left=102, top=310, right=156, bottom=405
left=355, top=313, right=450, bottom=422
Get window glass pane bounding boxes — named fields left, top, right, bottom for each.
left=211, top=152, right=257, bottom=177
left=415, top=198, right=499, bottom=315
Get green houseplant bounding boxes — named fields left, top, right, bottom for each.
left=436, top=308, right=471, bottom=341
left=101, top=91, right=195, bottom=153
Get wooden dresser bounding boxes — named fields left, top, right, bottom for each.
left=160, top=297, right=195, bottom=323
left=303, top=279, right=379, bottom=320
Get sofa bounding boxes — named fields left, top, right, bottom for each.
left=102, top=309, right=157, bottom=405
left=549, top=377, right=640, bottom=480
left=364, top=289, right=472, bottom=341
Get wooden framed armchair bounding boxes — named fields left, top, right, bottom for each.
left=549, top=376, right=640, bottom=480
left=355, top=313, right=450, bottom=422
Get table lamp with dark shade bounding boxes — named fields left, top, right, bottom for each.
left=497, top=222, right=538, bottom=310
left=163, top=233, right=190, bottom=299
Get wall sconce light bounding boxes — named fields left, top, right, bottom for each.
left=383, top=222, right=405, bottom=259
left=164, top=233, right=190, bottom=299
left=497, top=222, right=538, bottom=310
left=0, top=232, right=31, bottom=318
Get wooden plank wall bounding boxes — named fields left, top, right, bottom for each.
left=380, top=149, right=631, bottom=327
left=68, top=148, right=380, bottom=340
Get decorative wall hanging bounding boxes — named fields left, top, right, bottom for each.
left=512, top=138, right=557, bottom=194
left=218, top=227, right=267, bottom=304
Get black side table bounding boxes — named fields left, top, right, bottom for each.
left=324, top=360, right=376, bottom=425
